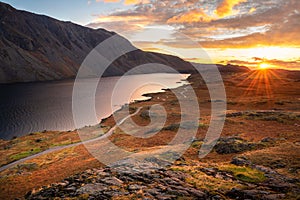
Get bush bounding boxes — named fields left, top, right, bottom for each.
left=10, top=148, right=42, bottom=161
left=220, top=165, right=266, bottom=183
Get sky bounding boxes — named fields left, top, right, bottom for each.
left=3, top=0, right=300, bottom=70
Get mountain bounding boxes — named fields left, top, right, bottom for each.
left=191, top=63, right=250, bottom=73
left=0, top=2, right=248, bottom=83
left=0, top=2, right=193, bottom=83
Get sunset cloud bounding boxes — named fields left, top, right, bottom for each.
left=214, top=0, right=247, bottom=18
left=88, top=0, right=300, bottom=48
left=88, top=14, right=152, bottom=32
left=124, top=0, right=142, bottom=5
left=167, top=9, right=213, bottom=23
left=87, top=0, right=300, bottom=69
left=227, top=57, right=300, bottom=70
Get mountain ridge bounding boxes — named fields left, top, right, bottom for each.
left=0, top=2, right=249, bottom=83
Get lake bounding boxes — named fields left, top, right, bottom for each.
left=0, top=73, right=188, bottom=139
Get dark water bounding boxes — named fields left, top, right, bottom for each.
left=0, top=73, right=188, bottom=139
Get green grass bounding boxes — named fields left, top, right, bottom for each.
left=176, top=166, right=242, bottom=193
left=10, top=148, right=42, bottom=161
left=159, top=151, right=180, bottom=161
left=199, top=123, right=208, bottom=128
left=191, top=140, right=203, bottom=148
left=220, top=165, right=266, bottom=183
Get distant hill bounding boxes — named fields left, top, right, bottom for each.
left=0, top=2, right=249, bottom=83
left=190, top=63, right=250, bottom=73
left=267, top=69, right=300, bottom=80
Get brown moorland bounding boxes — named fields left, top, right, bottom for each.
left=0, top=69, right=299, bottom=199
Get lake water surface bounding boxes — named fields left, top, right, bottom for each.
left=0, top=73, right=188, bottom=139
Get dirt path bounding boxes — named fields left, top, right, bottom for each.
left=0, top=107, right=142, bottom=172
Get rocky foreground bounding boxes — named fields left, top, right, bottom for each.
left=26, top=138, right=300, bottom=200
left=1, top=72, right=299, bottom=199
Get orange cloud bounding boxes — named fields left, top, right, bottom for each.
left=87, top=14, right=153, bottom=33
left=124, top=0, right=139, bottom=5
left=90, top=0, right=300, bottom=52
left=167, top=9, right=212, bottom=23
left=95, top=15, right=148, bottom=22
left=226, top=58, right=300, bottom=70
left=215, top=0, right=247, bottom=18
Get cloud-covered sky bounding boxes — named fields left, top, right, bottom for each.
left=86, top=0, right=300, bottom=69
left=3, top=0, right=300, bottom=69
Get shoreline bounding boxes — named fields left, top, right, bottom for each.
left=0, top=107, right=143, bottom=172
left=0, top=72, right=299, bottom=199
left=0, top=73, right=189, bottom=140
left=0, top=72, right=192, bottom=86
left=0, top=74, right=191, bottom=169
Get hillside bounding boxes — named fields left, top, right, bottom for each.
left=0, top=71, right=299, bottom=199
left=0, top=2, right=197, bottom=83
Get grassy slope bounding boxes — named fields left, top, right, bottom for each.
left=0, top=70, right=299, bottom=199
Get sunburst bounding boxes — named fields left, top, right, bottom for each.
left=237, top=68, right=284, bottom=100
left=258, top=63, right=271, bottom=70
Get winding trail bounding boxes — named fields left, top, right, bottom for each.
left=0, top=107, right=142, bottom=172
left=179, top=86, right=188, bottom=98
left=0, top=85, right=190, bottom=172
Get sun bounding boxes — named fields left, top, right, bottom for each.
left=258, top=63, right=270, bottom=70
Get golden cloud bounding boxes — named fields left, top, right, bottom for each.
left=124, top=0, right=140, bottom=5
left=214, top=0, right=247, bottom=18
left=227, top=58, right=300, bottom=70
left=87, top=14, right=153, bottom=32
left=89, top=0, right=300, bottom=51
left=167, top=9, right=213, bottom=23
left=93, top=14, right=151, bottom=24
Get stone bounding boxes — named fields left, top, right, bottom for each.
left=214, top=137, right=258, bottom=154
left=263, top=194, right=286, bottom=200
left=262, top=180, right=292, bottom=192
left=57, top=181, right=69, bottom=187
left=211, top=194, right=223, bottom=200
left=200, top=167, right=218, bottom=176
left=101, top=177, right=123, bottom=186
left=187, top=188, right=207, bottom=198
left=128, top=184, right=143, bottom=191
left=227, top=188, right=271, bottom=199
left=64, top=186, right=76, bottom=192
left=231, top=156, right=251, bottom=166
left=166, top=187, right=189, bottom=196
left=146, top=188, right=161, bottom=196
left=76, top=183, right=107, bottom=195
left=261, top=137, right=276, bottom=143
left=156, top=194, right=177, bottom=200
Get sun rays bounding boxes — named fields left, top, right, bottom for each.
left=236, top=68, right=285, bottom=100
